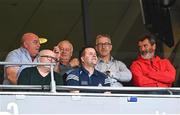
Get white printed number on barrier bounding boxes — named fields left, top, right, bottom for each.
left=0, top=102, right=19, bottom=115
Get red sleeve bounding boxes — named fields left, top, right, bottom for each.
left=130, top=62, right=156, bottom=87
left=146, top=59, right=176, bottom=84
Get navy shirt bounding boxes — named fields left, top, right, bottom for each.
left=66, top=67, right=110, bottom=86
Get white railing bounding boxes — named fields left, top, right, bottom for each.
left=1, top=61, right=180, bottom=97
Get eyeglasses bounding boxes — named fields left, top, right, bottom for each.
left=96, top=42, right=112, bottom=47
left=40, top=55, right=58, bottom=62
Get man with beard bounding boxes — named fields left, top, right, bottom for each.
left=17, top=50, right=63, bottom=85
left=66, top=46, right=110, bottom=87
left=130, top=33, right=176, bottom=87
left=95, top=34, right=132, bottom=87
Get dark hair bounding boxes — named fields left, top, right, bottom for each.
left=79, top=46, right=96, bottom=63
left=138, top=33, right=156, bottom=45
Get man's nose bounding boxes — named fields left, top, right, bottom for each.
left=102, top=45, right=106, bottom=48
left=93, top=54, right=97, bottom=57
left=140, top=46, right=146, bottom=51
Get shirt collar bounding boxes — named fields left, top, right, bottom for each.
left=20, top=47, right=38, bottom=62
left=98, top=56, right=114, bottom=63
left=80, top=66, right=98, bottom=76
left=20, top=47, right=29, bottom=54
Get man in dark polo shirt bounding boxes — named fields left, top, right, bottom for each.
left=17, top=49, right=63, bottom=85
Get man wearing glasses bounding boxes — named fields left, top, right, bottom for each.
left=17, top=49, right=63, bottom=85
left=95, top=34, right=132, bottom=87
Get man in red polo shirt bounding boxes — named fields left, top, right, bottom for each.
left=130, top=33, right=176, bottom=87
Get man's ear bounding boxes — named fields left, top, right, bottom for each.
left=81, top=57, right=84, bottom=63
left=23, top=41, right=28, bottom=48
left=109, top=44, right=112, bottom=51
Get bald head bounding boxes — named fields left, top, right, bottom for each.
left=39, top=49, right=55, bottom=57
left=21, top=33, right=40, bottom=58
left=39, top=49, right=57, bottom=63
left=21, top=33, right=39, bottom=45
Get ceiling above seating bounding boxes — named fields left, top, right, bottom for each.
left=0, top=0, right=179, bottom=66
